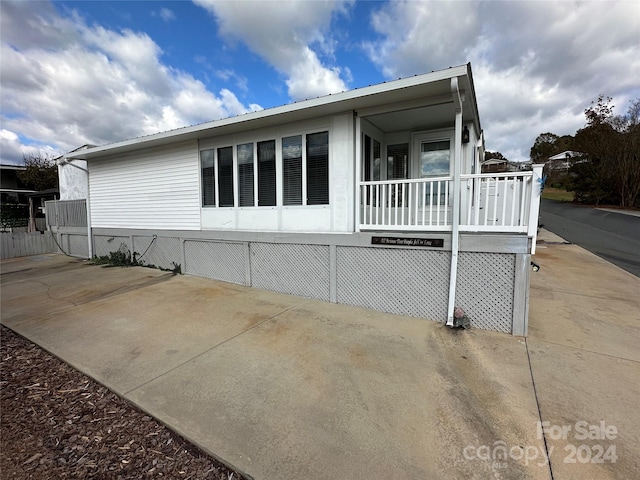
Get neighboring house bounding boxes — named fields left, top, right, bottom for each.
left=546, top=151, right=585, bottom=171
left=516, top=161, right=533, bottom=171
left=0, top=164, right=35, bottom=205
left=56, top=64, right=544, bottom=335
left=1, top=164, right=37, bottom=232
left=481, top=157, right=510, bottom=173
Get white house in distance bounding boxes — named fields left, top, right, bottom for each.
left=54, top=64, right=544, bottom=335
left=546, top=150, right=585, bottom=171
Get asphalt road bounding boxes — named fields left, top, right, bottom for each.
left=539, top=199, right=640, bottom=277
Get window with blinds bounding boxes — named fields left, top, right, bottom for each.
left=200, top=149, right=215, bottom=206
left=282, top=135, right=302, bottom=205
left=257, top=140, right=276, bottom=206
left=201, top=130, right=329, bottom=209
left=217, top=146, right=234, bottom=207
left=237, top=143, right=254, bottom=207
left=306, top=131, right=329, bottom=205
left=387, top=143, right=409, bottom=179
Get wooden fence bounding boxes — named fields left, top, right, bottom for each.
left=1, top=232, right=57, bottom=260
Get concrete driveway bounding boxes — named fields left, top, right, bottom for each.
left=2, top=243, right=638, bottom=480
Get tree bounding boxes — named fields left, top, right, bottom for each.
left=529, top=132, right=560, bottom=163
left=484, top=151, right=507, bottom=161
left=571, top=95, right=640, bottom=207
left=529, top=132, right=575, bottom=164
left=17, top=153, right=59, bottom=192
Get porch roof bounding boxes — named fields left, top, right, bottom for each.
left=67, top=64, right=480, bottom=161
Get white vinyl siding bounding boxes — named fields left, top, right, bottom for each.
left=90, top=141, right=200, bottom=229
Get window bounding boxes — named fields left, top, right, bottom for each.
left=387, top=143, right=408, bottom=179
left=201, top=149, right=215, bottom=206
left=201, top=130, right=329, bottom=209
left=306, top=131, right=329, bottom=205
left=257, top=140, right=276, bottom=206
left=363, top=134, right=381, bottom=181
left=373, top=139, right=381, bottom=181
left=364, top=134, right=372, bottom=181
left=237, top=143, right=254, bottom=207
left=282, top=135, right=302, bottom=205
left=217, top=146, right=234, bottom=207
left=420, top=140, right=450, bottom=177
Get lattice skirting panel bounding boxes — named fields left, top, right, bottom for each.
left=132, top=236, right=181, bottom=271
left=455, top=252, right=515, bottom=333
left=336, top=246, right=451, bottom=320
left=184, top=240, right=245, bottom=285
left=93, top=235, right=130, bottom=257
left=89, top=230, right=525, bottom=334
left=61, top=233, right=89, bottom=258
left=251, top=243, right=331, bottom=301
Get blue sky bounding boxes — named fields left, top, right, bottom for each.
left=1, top=0, right=639, bottom=165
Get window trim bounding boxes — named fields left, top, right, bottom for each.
left=411, top=129, right=455, bottom=178
left=199, top=129, right=330, bottom=209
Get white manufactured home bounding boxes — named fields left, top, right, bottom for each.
left=53, top=64, right=543, bottom=335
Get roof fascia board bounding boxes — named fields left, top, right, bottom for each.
left=463, top=63, right=482, bottom=136
left=67, top=65, right=469, bottom=160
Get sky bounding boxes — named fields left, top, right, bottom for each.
left=1, top=0, right=639, bottom=165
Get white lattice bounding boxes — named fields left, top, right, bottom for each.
left=184, top=240, right=245, bottom=285
left=251, top=243, right=331, bottom=301
left=336, top=246, right=451, bottom=320
left=133, top=236, right=181, bottom=271
left=93, top=235, right=130, bottom=257
left=67, top=234, right=89, bottom=258
left=456, top=252, right=515, bottom=333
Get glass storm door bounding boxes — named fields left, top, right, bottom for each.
left=419, top=140, right=450, bottom=178
left=418, top=139, right=451, bottom=208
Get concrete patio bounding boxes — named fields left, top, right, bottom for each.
left=1, top=233, right=638, bottom=479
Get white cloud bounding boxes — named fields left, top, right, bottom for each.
left=365, top=0, right=640, bottom=161
left=159, top=8, right=176, bottom=22
left=0, top=1, right=260, bottom=163
left=365, top=0, right=480, bottom=78
left=194, top=0, right=353, bottom=100
left=1, top=129, right=58, bottom=165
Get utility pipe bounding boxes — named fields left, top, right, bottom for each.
left=446, top=77, right=464, bottom=327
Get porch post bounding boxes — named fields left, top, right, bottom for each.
left=354, top=111, right=361, bottom=232
left=446, top=78, right=463, bottom=326
left=528, top=164, right=544, bottom=254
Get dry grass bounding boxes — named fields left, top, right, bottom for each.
left=541, top=187, right=574, bottom=202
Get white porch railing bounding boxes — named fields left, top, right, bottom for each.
left=460, top=172, right=533, bottom=233
left=359, top=177, right=453, bottom=231
left=359, top=169, right=541, bottom=235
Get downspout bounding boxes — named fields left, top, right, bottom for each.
left=58, top=158, right=93, bottom=259
left=446, top=78, right=464, bottom=327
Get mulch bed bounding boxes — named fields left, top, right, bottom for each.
left=0, top=325, right=245, bottom=479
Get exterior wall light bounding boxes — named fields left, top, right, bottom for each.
left=462, top=125, right=470, bottom=144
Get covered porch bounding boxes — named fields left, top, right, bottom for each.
left=353, top=74, right=543, bottom=249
